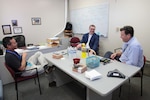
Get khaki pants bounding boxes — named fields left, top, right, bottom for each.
left=21, top=51, right=48, bottom=76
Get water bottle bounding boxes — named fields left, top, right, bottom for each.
left=81, top=43, right=87, bottom=58
left=67, top=46, right=77, bottom=59
left=72, top=47, right=77, bottom=58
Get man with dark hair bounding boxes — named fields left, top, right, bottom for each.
left=104, top=26, right=144, bottom=67
left=2, top=36, right=49, bottom=76
left=76, top=24, right=99, bottom=55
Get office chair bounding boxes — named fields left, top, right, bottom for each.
left=70, top=37, right=80, bottom=47
left=13, top=35, right=26, bottom=48
left=5, top=63, right=42, bottom=100
left=119, top=55, right=146, bottom=97
left=130, top=55, right=146, bottom=96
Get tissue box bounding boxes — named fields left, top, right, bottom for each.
left=72, top=64, right=87, bottom=73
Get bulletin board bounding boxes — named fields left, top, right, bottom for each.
left=70, top=2, right=109, bottom=37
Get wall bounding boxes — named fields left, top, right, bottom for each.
left=0, top=0, right=65, bottom=45
left=69, top=0, right=150, bottom=60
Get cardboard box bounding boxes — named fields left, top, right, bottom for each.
left=52, top=53, right=63, bottom=59
left=72, top=64, right=87, bottom=73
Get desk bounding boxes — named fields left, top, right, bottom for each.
left=44, top=50, right=141, bottom=100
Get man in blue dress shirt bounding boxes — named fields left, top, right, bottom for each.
left=104, top=26, right=144, bottom=67
left=76, top=24, right=99, bottom=55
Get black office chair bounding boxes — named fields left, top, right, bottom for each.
left=13, top=35, right=26, bottom=48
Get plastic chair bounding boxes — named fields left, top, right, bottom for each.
left=5, top=63, right=42, bottom=100
left=70, top=37, right=80, bottom=47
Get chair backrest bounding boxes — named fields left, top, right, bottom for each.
left=4, top=63, right=15, bottom=79
left=143, top=56, right=146, bottom=66
left=70, top=37, right=80, bottom=43
left=114, top=48, right=122, bottom=53
left=141, top=56, right=146, bottom=73
left=12, top=35, right=26, bottom=47
left=70, top=37, right=80, bottom=47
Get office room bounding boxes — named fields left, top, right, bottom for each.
left=0, top=0, right=150, bottom=100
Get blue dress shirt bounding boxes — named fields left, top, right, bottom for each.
left=119, top=37, right=144, bottom=67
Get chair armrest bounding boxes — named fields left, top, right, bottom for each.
left=15, top=68, right=38, bottom=76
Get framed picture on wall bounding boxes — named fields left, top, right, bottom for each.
left=31, top=17, right=41, bottom=25
left=11, top=20, right=18, bottom=26
left=13, top=27, right=22, bottom=34
left=2, top=25, right=12, bottom=35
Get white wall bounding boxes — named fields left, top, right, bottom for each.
left=0, top=0, right=65, bottom=45
left=69, top=0, right=150, bottom=60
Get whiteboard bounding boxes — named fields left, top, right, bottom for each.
left=70, top=2, right=109, bottom=37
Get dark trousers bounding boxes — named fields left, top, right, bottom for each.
left=104, top=51, right=120, bottom=61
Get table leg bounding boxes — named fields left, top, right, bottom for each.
left=86, top=88, right=112, bottom=100
left=54, top=68, right=73, bottom=87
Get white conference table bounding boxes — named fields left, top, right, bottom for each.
left=44, top=49, right=141, bottom=100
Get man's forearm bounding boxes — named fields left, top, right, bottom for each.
left=19, top=53, right=27, bottom=71
left=18, top=58, right=26, bottom=71
left=21, top=58, right=26, bottom=70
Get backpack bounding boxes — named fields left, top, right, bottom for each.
left=65, top=22, right=72, bottom=30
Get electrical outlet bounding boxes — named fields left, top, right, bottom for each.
left=116, top=27, right=120, bottom=32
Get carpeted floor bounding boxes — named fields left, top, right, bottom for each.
left=3, top=63, right=150, bottom=100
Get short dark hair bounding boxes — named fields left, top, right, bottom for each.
left=89, top=24, right=96, bottom=28
left=2, top=36, right=13, bottom=48
left=120, top=26, right=134, bottom=37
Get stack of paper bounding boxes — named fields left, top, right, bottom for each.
left=85, top=70, right=102, bottom=81
left=26, top=46, right=39, bottom=50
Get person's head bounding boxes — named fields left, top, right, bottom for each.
left=2, top=36, right=18, bottom=50
left=89, top=24, right=96, bottom=34
left=120, top=26, right=134, bottom=42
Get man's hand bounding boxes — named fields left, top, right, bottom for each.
left=76, top=44, right=81, bottom=49
left=110, top=53, right=117, bottom=60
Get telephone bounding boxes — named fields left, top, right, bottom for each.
left=107, top=69, right=125, bottom=79
left=100, top=57, right=110, bottom=65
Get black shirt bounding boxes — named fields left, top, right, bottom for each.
left=5, top=50, right=22, bottom=72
